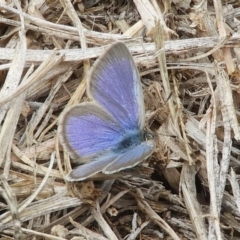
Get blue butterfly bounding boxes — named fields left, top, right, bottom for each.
left=59, top=42, right=156, bottom=181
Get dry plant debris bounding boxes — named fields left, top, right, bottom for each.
left=1, top=0, right=240, bottom=239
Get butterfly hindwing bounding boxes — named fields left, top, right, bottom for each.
left=103, top=140, right=156, bottom=174
left=65, top=153, right=118, bottom=181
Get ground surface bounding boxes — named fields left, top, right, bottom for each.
left=1, top=1, right=240, bottom=239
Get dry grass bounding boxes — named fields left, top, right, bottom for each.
left=1, top=0, right=240, bottom=239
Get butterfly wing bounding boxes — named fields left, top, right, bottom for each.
left=59, top=102, right=124, bottom=160
left=88, top=42, right=145, bottom=131
left=59, top=42, right=156, bottom=181
left=103, top=140, right=156, bottom=174
left=65, top=152, right=118, bottom=181
left=65, top=140, right=155, bottom=181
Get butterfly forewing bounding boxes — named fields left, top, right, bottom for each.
left=88, top=42, right=145, bottom=131
left=59, top=103, right=124, bottom=159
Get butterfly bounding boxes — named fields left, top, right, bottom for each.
left=58, top=42, right=156, bottom=181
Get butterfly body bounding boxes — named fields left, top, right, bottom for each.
left=113, top=130, right=143, bottom=152
left=59, top=42, right=156, bottom=181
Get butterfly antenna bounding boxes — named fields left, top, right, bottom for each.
left=165, top=91, right=173, bottom=103
left=147, top=91, right=177, bottom=138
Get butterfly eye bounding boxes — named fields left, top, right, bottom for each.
left=144, top=131, right=157, bottom=141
